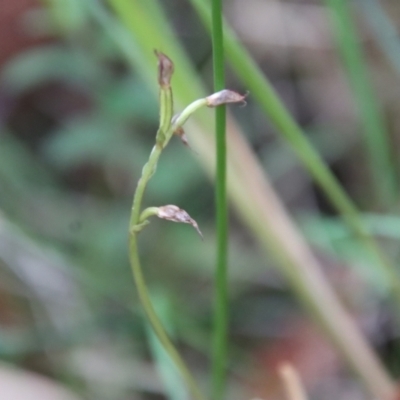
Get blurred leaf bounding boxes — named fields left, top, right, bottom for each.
left=43, top=115, right=117, bottom=167
left=149, top=143, right=205, bottom=202
left=0, top=130, right=56, bottom=189
left=146, top=291, right=189, bottom=400
left=0, top=362, right=81, bottom=400
left=44, top=0, right=89, bottom=35
left=324, top=0, right=397, bottom=206
left=300, top=213, right=400, bottom=242
left=99, top=77, right=158, bottom=121
left=357, top=0, right=400, bottom=76
left=1, top=46, right=108, bottom=95
left=299, top=213, right=400, bottom=294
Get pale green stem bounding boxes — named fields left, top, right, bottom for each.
left=128, top=236, right=206, bottom=400
left=171, top=99, right=208, bottom=132
left=128, top=96, right=211, bottom=400
left=139, top=207, right=160, bottom=223
left=130, top=144, right=163, bottom=226
left=130, top=97, right=207, bottom=228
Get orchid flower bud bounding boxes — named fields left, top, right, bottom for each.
left=155, top=50, right=174, bottom=88
left=157, top=205, right=203, bottom=239
left=205, top=89, right=247, bottom=107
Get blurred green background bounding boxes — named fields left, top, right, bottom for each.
left=1, top=0, right=400, bottom=399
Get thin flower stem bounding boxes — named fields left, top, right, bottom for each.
left=127, top=69, right=211, bottom=400
left=130, top=98, right=208, bottom=226
left=172, top=99, right=208, bottom=130
left=130, top=145, right=163, bottom=226
left=128, top=235, right=206, bottom=400
left=139, top=207, right=160, bottom=223
left=128, top=137, right=206, bottom=400
left=127, top=84, right=244, bottom=400
left=128, top=145, right=207, bottom=400
left=126, top=48, right=245, bottom=400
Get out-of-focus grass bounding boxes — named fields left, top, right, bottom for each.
left=1, top=0, right=400, bottom=399
left=324, top=0, right=397, bottom=207
left=357, top=0, right=400, bottom=77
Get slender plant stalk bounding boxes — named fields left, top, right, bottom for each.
left=128, top=238, right=206, bottom=400
left=127, top=49, right=245, bottom=400
left=324, top=0, right=397, bottom=208
left=128, top=55, right=207, bottom=400
left=211, top=0, right=228, bottom=399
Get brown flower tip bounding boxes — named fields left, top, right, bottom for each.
left=155, top=50, right=174, bottom=88
left=205, top=89, right=248, bottom=107
left=157, top=205, right=203, bottom=239
left=171, top=113, right=190, bottom=147
left=174, top=126, right=190, bottom=146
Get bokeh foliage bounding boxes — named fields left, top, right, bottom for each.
left=1, top=1, right=400, bottom=399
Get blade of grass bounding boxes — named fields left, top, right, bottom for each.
left=211, top=1, right=228, bottom=400
left=323, top=0, right=397, bottom=207
left=94, top=1, right=395, bottom=398
left=188, top=0, right=400, bottom=310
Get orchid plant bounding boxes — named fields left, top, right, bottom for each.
left=128, top=51, right=245, bottom=400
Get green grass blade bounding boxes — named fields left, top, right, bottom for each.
left=324, top=0, right=397, bottom=207
left=211, top=2, right=228, bottom=399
